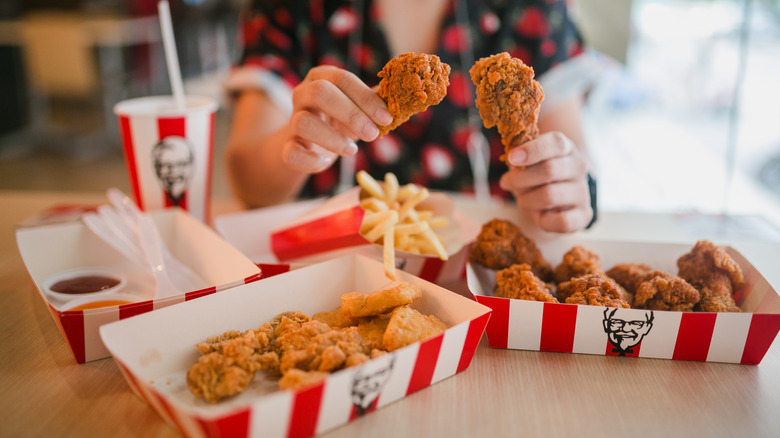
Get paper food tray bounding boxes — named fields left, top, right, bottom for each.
left=100, top=254, right=491, bottom=438
left=215, top=195, right=479, bottom=286
left=16, top=208, right=262, bottom=363
left=467, top=239, right=780, bottom=364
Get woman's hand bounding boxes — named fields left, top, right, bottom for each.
left=281, top=65, right=393, bottom=172
left=499, top=131, right=593, bottom=233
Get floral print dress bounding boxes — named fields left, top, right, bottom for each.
left=235, top=0, right=584, bottom=199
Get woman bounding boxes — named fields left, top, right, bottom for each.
left=225, top=0, right=596, bottom=233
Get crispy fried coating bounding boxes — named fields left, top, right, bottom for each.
left=278, top=325, right=368, bottom=373
left=377, top=52, right=450, bottom=135
left=633, top=271, right=701, bottom=311
left=187, top=330, right=265, bottom=403
left=494, top=263, right=558, bottom=303
left=468, top=218, right=554, bottom=281
left=559, top=274, right=631, bottom=308
left=606, top=263, right=656, bottom=295
left=554, top=246, right=603, bottom=285
left=469, top=52, right=544, bottom=160
left=677, top=240, right=744, bottom=312
left=357, top=316, right=391, bottom=351
left=278, top=368, right=330, bottom=391
left=383, top=305, right=448, bottom=351
left=313, top=307, right=359, bottom=328
left=341, top=282, right=422, bottom=318
left=187, top=352, right=255, bottom=403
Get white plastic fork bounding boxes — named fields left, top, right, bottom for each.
left=83, top=189, right=207, bottom=298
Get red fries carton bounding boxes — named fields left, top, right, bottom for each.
left=16, top=209, right=262, bottom=363
left=263, top=186, right=480, bottom=285
left=99, top=255, right=491, bottom=438
left=468, top=239, right=780, bottom=364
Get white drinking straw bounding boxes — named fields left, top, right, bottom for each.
left=158, top=0, right=186, bottom=111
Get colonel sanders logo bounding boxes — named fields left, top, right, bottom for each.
left=351, top=355, right=395, bottom=417
left=151, top=136, right=194, bottom=207
left=603, top=308, right=655, bottom=356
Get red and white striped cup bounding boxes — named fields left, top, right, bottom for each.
left=114, top=95, right=217, bottom=223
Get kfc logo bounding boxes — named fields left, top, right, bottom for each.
left=350, top=355, right=395, bottom=417
left=603, top=308, right=655, bottom=357
left=151, top=136, right=194, bottom=207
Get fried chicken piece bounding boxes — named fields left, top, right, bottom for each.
left=606, top=263, right=656, bottom=295
left=677, top=240, right=744, bottom=312
left=357, top=316, right=391, bottom=351
left=277, top=321, right=369, bottom=373
left=278, top=368, right=330, bottom=391
left=468, top=218, right=554, bottom=281
left=383, top=305, right=448, bottom=351
left=554, top=246, right=603, bottom=285
left=633, top=271, right=701, bottom=311
left=187, top=352, right=255, bottom=403
left=559, top=274, right=631, bottom=308
left=377, top=52, right=451, bottom=135
left=313, top=307, right=359, bottom=328
left=341, top=282, right=422, bottom=318
left=469, top=52, right=544, bottom=161
left=494, top=263, right=558, bottom=303
left=187, top=330, right=264, bottom=403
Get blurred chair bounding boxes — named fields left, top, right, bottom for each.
left=18, top=11, right=108, bottom=159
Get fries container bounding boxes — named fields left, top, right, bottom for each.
left=468, top=239, right=780, bottom=364
left=16, top=209, right=262, bottom=363
left=264, top=187, right=479, bottom=285
left=99, top=255, right=491, bottom=438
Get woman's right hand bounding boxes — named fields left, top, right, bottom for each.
left=281, top=65, right=394, bottom=173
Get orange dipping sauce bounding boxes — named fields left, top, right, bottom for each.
left=68, top=300, right=134, bottom=311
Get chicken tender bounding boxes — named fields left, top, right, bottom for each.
left=554, top=245, right=603, bottom=285
left=469, top=52, right=544, bottom=161
left=383, top=305, right=448, bottom=351
left=468, top=218, right=554, bottom=281
left=677, top=240, right=744, bottom=312
left=633, top=271, right=701, bottom=312
left=494, top=263, right=558, bottom=303
left=341, top=282, right=422, bottom=318
left=559, top=274, right=631, bottom=308
left=377, top=52, right=451, bottom=135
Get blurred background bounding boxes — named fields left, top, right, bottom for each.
left=0, top=0, right=779, bottom=233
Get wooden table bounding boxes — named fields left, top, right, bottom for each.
left=2, top=190, right=779, bottom=437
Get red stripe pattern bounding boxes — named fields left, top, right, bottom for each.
left=271, top=206, right=367, bottom=261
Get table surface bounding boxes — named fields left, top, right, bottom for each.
left=2, top=189, right=780, bottom=438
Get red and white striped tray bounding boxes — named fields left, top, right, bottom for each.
left=467, top=240, right=780, bottom=364
left=100, top=255, right=491, bottom=438
left=17, top=208, right=262, bottom=363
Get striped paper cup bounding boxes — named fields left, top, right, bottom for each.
left=114, top=95, right=217, bottom=223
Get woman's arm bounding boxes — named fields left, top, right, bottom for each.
left=226, top=66, right=393, bottom=208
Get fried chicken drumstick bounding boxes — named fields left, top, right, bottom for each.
left=469, top=52, right=544, bottom=161
left=377, top=52, right=451, bottom=135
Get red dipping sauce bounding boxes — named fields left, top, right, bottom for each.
left=49, top=275, right=121, bottom=295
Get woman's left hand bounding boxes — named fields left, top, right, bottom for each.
left=499, top=131, right=593, bottom=233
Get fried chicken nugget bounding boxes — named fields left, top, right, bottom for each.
left=633, top=271, right=701, bottom=312
left=341, top=282, right=422, bottom=318
left=469, top=218, right=554, bottom=281
left=605, top=263, right=656, bottom=295
left=494, top=263, right=558, bottom=303
left=187, top=330, right=264, bottom=403
left=377, top=52, right=451, bottom=135
left=677, top=240, right=744, bottom=312
left=383, top=305, right=448, bottom=351
left=554, top=245, right=604, bottom=285
left=278, top=368, right=330, bottom=391
left=558, top=274, right=631, bottom=308
left=313, top=307, right=359, bottom=328
left=469, top=52, right=544, bottom=161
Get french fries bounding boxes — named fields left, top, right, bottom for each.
left=356, top=170, right=450, bottom=280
